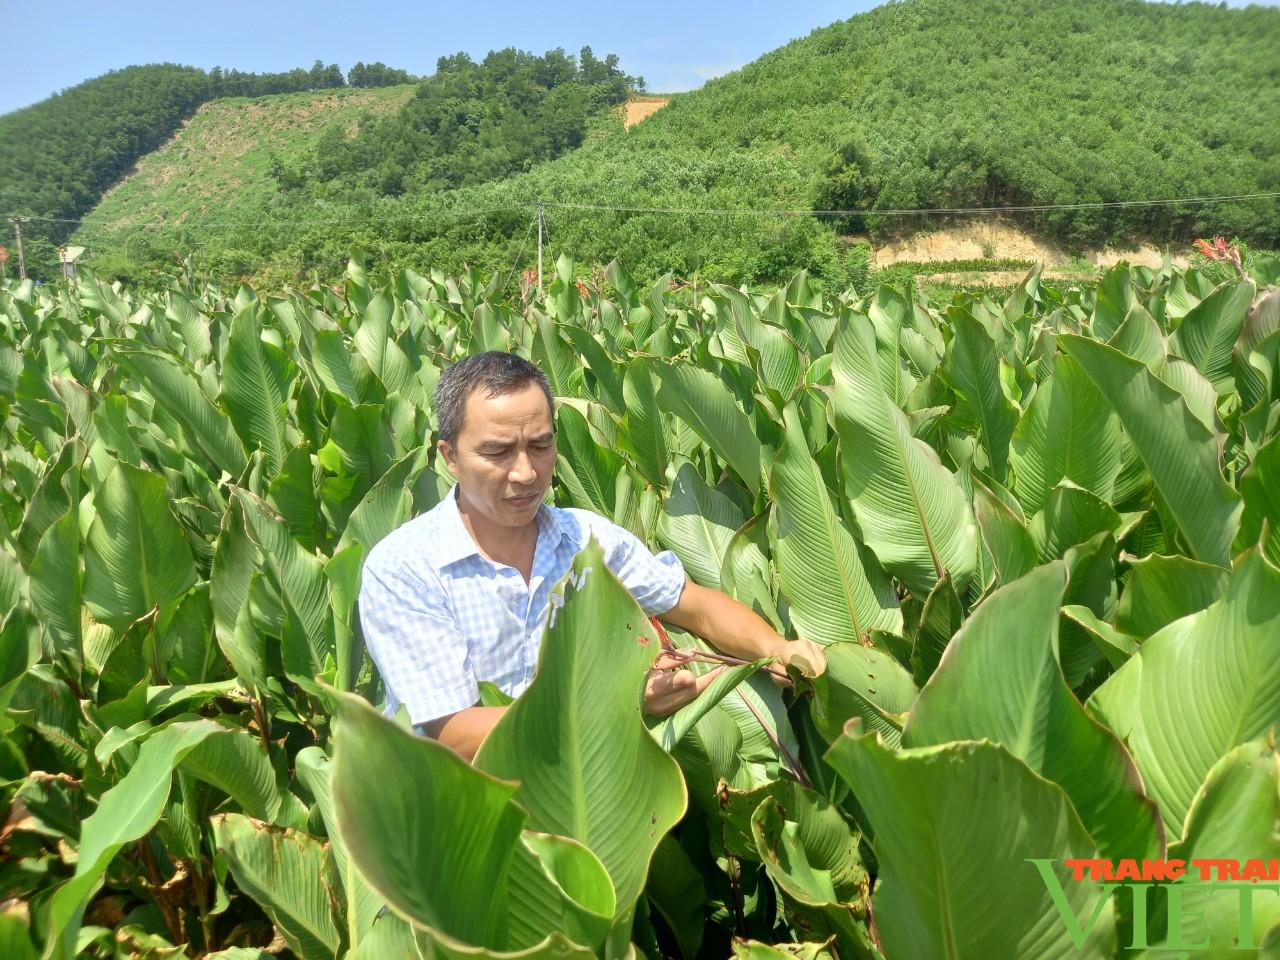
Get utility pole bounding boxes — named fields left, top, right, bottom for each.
left=9, top=217, right=30, bottom=280
left=535, top=200, right=545, bottom=295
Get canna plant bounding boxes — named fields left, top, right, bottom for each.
left=0, top=248, right=1278, bottom=959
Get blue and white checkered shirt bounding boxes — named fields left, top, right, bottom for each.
left=358, top=487, right=688, bottom=726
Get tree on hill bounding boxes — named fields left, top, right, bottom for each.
left=348, top=62, right=416, bottom=87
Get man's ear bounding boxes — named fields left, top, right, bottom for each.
left=437, top=438, right=460, bottom=478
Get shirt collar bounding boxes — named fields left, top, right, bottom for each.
left=435, top=485, right=581, bottom=568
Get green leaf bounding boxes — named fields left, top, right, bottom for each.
left=750, top=796, right=876, bottom=957
left=555, top=405, right=622, bottom=516
left=653, top=361, right=763, bottom=494
left=529, top=311, right=576, bottom=399
left=1060, top=335, right=1241, bottom=566
left=908, top=571, right=962, bottom=685
left=644, top=836, right=706, bottom=960
left=267, top=444, right=319, bottom=551
left=331, top=690, right=610, bottom=953
left=212, top=814, right=344, bottom=960
left=294, top=747, right=385, bottom=944
left=825, top=731, right=1116, bottom=960
left=43, top=720, right=224, bottom=960
left=904, top=563, right=1161, bottom=860
left=656, top=463, right=745, bottom=589
left=1115, top=553, right=1228, bottom=639
left=474, top=538, right=687, bottom=915
left=1088, top=549, right=1280, bottom=835
left=561, top=325, right=624, bottom=414
left=1030, top=482, right=1122, bottom=561
left=945, top=309, right=1018, bottom=481
left=221, top=307, right=294, bottom=477
left=113, top=344, right=247, bottom=477
left=620, top=360, right=669, bottom=490
left=972, top=479, right=1037, bottom=587
left=810, top=642, right=917, bottom=747
left=353, top=292, right=412, bottom=395
left=771, top=404, right=902, bottom=643
left=1146, top=739, right=1280, bottom=953
left=649, top=660, right=762, bottom=750
left=232, top=488, right=329, bottom=682
left=833, top=310, right=978, bottom=594
left=332, top=689, right=524, bottom=948
left=1171, top=278, right=1255, bottom=392
left=83, top=463, right=196, bottom=631
left=1237, top=433, right=1280, bottom=567
left=27, top=509, right=82, bottom=675
left=1010, top=354, right=1122, bottom=515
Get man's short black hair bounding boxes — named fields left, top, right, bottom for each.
left=435, top=351, right=555, bottom=444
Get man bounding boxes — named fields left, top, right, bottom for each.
left=359, top=351, right=825, bottom=761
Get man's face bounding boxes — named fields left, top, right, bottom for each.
left=438, top=382, right=556, bottom=529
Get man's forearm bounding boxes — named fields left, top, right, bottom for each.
left=659, top=582, right=786, bottom=662
left=423, top=705, right=508, bottom=762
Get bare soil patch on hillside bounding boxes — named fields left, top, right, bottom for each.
left=622, top=96, right=670, bottom=128
left=871, top=222, right=1189, bottom=269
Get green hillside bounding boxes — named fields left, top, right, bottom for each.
left=73, top=0, right=1280, bottom=287
left=81, top=85, right=415, bottom=276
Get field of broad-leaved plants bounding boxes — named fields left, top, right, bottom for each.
left=0, top=252, right=1278, bottom=959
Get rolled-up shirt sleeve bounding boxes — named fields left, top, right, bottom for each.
left=599, top=523, right=687, bottom=615
left=358, top=555, right=479, bottom=726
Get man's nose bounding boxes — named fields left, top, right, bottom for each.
left=509, top=449, right=536, bottom=484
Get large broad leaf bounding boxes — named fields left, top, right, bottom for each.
left=1114, top=553, right=1228, bottom=640
left=529, top=311, right=577, bottom=399
left=220, top=307, right=294, bottom=477
left=1088, top=549, right=1280, bottom=836
left=1237, top=433, right=1280, bottom=567
left=1060, top=335, right=1241, bottom=566
left=113, top=344, right=247, bottom=477
left=561, top=325, right=624, bottom=414
left=825, top=731, right=1116, bottom=960
left=945, top=309, right=1018, bottom=482
left=1009, top=354, right=1122, bottom=514
left=771, top=404, right=902, bottom=643
left=656, top=463, right=744, bottom=590
left=750, top=796, right=876, bottom=958
left=903, top=563, right=1162, bottom=861
left=652, top=360, right=763, bottom=494
left=27, top=509, right=82, bottom=675
left=352, top=291, right=413, bottom=395
left=810, top=642, right=917, bottom=748
left=1170, top=278, right=1255, bottom=393
left=474, top=538, right=687, bottom=915
left=42, top=720, right=225, bottom=960
left=83, top=462, right=197, bottom=631
left=232, top=488, right=329, bottom=682
left=555, top=405, right=623, bottom=517
left=1142, top=739, right=1280, bottom=955
left=294, top=747, right=385, bottom=945
left=212, top=814, right=344, bottom=960
left=330, top=690, right=609, bottom=954
left=832, top=310, right=977, bottom=594
left=620, top=360, right=669, bottom=490
left=1030, top=482, right=1122, bottom=561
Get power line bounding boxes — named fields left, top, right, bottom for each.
left=5, top=204, right=529, bottom=231
left=6, top=190, right=1278, bottom=234
left=539, top=191, right=1280, bottom=218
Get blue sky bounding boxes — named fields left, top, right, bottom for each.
left=2, top=0, right=1277, bottom=115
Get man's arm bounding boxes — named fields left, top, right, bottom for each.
left=423, top=706, right=508, bottom=762
left=659, top=581, right=825, bottom=676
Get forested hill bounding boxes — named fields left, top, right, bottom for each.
left=65, top=0, right=1280, bottom=287
left=0, top=60, right=406, bottom=270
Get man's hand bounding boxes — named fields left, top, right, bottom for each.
left=643, top=653, right=727, bottom=717
left=771, top=637, right=827, bottom=683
